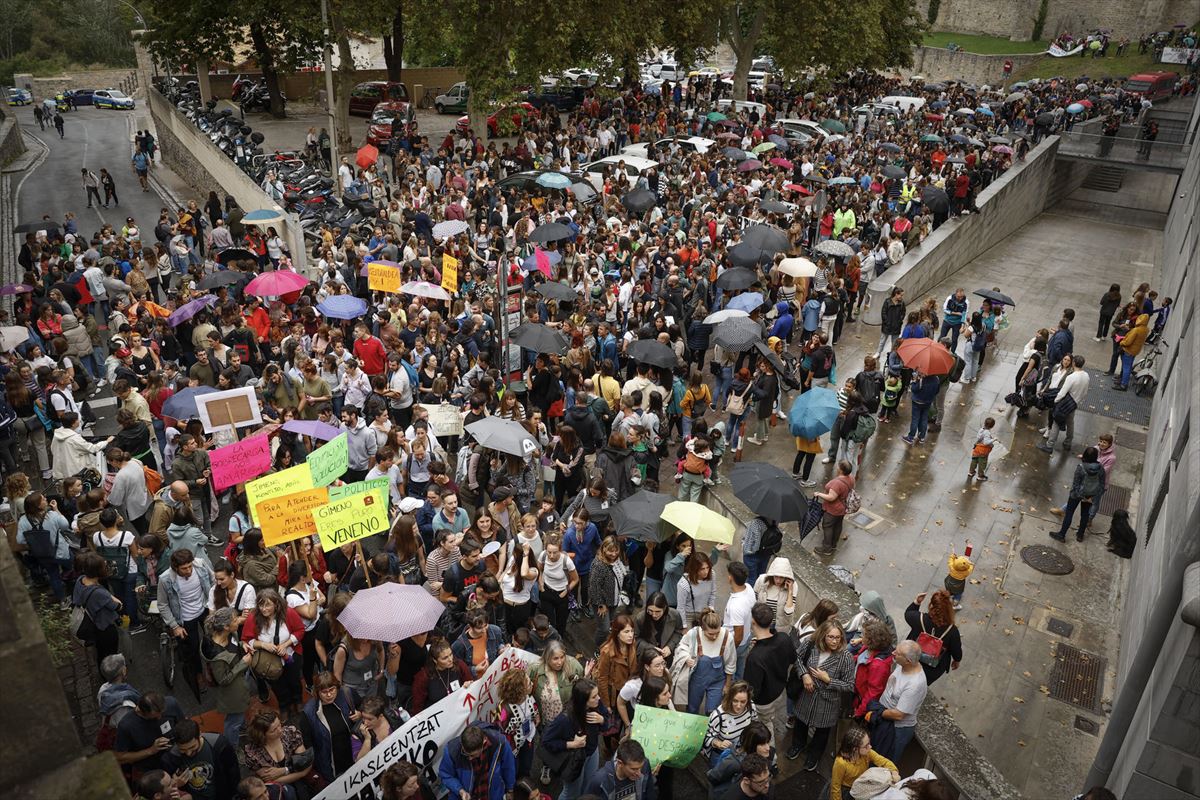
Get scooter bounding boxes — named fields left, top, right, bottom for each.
left=1132, top=338, right=1167, bottom=397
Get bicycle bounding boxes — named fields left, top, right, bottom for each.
left=1132, top=338, right=1167, bottom=397
left=418, top=87, right=441, bottom=110
left=142, top=594, right=177, bottom=688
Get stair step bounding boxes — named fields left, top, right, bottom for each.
left=1082, top=166, right=1124, bottom=192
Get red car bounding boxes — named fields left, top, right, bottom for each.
left=348, top=81, right=412, bottom=117
left=456, top=102, right=539, bottom=138
left=365, top=101, right=415, bottom=147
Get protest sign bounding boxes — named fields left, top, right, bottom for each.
left=308, top=432, right=349, bottom=487
left=195, top=386, right=262, bottom=433
left=314, top=491, right=388, bottom=550
left=246, top=462, right=315, bottom=525
left=424, top=404, right=464, bottom=438
left=257, top=487, right=329, bottom=546
left=629, top=705, right=708, bottom=769
left=368, top=262, right=402, bottom=293
left=441, top=254, right=459, bottom=293
left=209, top=436, right=271, bottom=491
left=313, top=648, right=535, bottom=800
left=330, top=477, right=389, bottom=507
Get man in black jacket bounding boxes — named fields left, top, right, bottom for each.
left=876, top=287, right=906, bottom=360
left=745, top=602, right=792, bottom=747
left=564, top=391, right=604, bottom=453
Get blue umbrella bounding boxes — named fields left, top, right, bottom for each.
left=723, top=147, right=749, bottom=160
left=316, top=295, right=369, bottom=320
left=727, top=292, right=764, bottom=313
left=162, top=386, right=219, bottom=421
left=535, top=172, right=572, bottom=189
left=930, top=100, right=949, bottom=110
left=521, top=249, right=562, bottom=272
left=787, top=386, right=841, bottom=438
left=242, top=208, right=285, bottom=226
left=1066, top=102, right=1085, bottom=114
left=975, top=107, right=994, bottom=117
left=767, top=134, right=789, bottom=150
left=166, top=294, right=217, bottom=327
left=949, top=133, right=969, bottom=144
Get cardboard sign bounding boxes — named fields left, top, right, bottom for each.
left=257, top=486, right=329, bottom=546
left=208, top=436, right=272, bottom=491
left=368, top=262, right=402, bottom=293
left=246, top=462, right=315, bottom=525
left=329, top=477, right=389, bottom=505
left=629, top=705, right=709, bottom=769
left=195, top=386, right=262, bottom=433
left=424, top=403, right=464, bottom=438
left=441, top=254, right=458, bottom=293
left=307, top=432, right=349, bottom=487
left=314, top=490, right=388, bottom=550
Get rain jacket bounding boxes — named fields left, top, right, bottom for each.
left=1119, top=314, right=1150, bottom=357
left=1070, top=461, right=1106, bottom=501
left=769, top=301, right=795, bottom=340
left=438, top=722, right=515, bottom=800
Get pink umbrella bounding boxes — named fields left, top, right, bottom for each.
left=244, top=270, right=310, bottom=297
left=737, top=159, right=763, bottom=172
left=716, top=132, right=741, bottom=141
left=534, top=247, right=554, bottom=277
left=992, top=145, right=1013, bottom=154
left=769, top=157, right=793, bottom=168
left=338, top=583, right=447, bottom=642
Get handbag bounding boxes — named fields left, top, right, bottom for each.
left=843, top=487, right=862, bottom=515
left=537, top=740, right=585, bottom=782
left=787, top=636, right=815, bottom=701
left=726, top=386, right=750, bottom=416
left=251, top=648, right=284, bottom=680
left=916, top=616, right=950, bottom=667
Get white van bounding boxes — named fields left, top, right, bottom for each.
left=881, top=95, right=926, bottom=112
left=716, top=99, right=768, bottom=118
left=580, top=155, right=661, bottom=192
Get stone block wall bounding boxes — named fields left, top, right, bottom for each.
left=0, top=116, right=26, bottom=167
left=13, top=68, right=139, bottom=101
left=904, top=47, right=1043, bottom=85
left=930, top=0, right=1198, bottom=41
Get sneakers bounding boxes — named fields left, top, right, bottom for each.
left=786, top=741, right=804, bottom=760
left=901, top=435, right=915, bottom=444
left=540, top=766, right=552, bottom=785
left=1036, top=442, right=1054, bottom=453
left=1039, top=427, right=1049, bottom=436
left=205, top=534, right=223, bottom=547
left=976, top=475, right=989, bottom=481
left=1049, top=531, right=1066, bottom=542
left=803, top=755, right=820, bottom=772
left=95, top=378, right=107, bottom=388
left=785, top=716, right=796, bottom=729
left=746, top=436, right=764, bottom=446
left=1050, top=507, right=1064, bottom=517
left=799, top=478, right=816, bottom=487
left=813, top=546, right=835, bottom=556
left=821, top=456, right=834, bottom=464
left=951, top=601, right=963, bottom=611
left=966, top=471, right=975, bottom=479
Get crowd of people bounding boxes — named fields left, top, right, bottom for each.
left=0, top=64, right=1159, bottom=800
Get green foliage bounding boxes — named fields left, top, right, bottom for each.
left=0, top=0, right=135, bottom=84
left=36, top=597, right=74, bottom=668
left=1031, top=0, right=1049, bottom=42
left=926, top=0, right=939, bottom=24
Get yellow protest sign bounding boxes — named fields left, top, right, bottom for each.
left=257, top=487, right=329, bottom=546
left=441, top=254, right=458, bottom=293
left=314, top=490, right=389, bottom=550
left=246, top=462, right=315, bottom=525
left=368, top=262, right=402, bottom=293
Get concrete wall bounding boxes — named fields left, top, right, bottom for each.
left=12, top=68, right=139, bottom=101
left=930, top=0, right=1197, bottom=40
left=0, top=116, right=26, bottom=168
left=904, top=47, right=1044, bottom=85
left=146, top=87, right=308, bottom=272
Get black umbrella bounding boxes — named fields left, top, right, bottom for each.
left=758, top=199, right=791, bottom=215
left=879, top=142, right=903, bottom=154
left=714, top=267, right=758, bottom=291
left=13, top=221, right=57, bottom=234
left=532, top=281, right=578, bottom=302
left=727, top=242, right=773, bottom=268
left=730, top=463, right=809, bottom=523
left=216, top=247, right=257, bottom=265
left=974, top=288, right=1015, bottom=306
left=752, top=340, right=788, bottom=376
left=741, top=224, right=790, bottom=255
left=621, top=189, right=657, bottom=215
left=1035, top=112, right=1056, bottom=126
left=198, top=270, right=250, bottom=290
left=712, top=317, right=762, bottom=352
left=529, top=222, right=573, bottom=243
left=610, top=490, right=672, bottom=542
left=509, top=323, right=569, bottom=354
left=921, top=186, right=950, bottom=215
left=627, top=339, right=678, bottom=369
left=882, top=165, right=906, bottom=180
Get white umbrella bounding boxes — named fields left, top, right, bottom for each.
left=0, top=326, right=30, bottom=352
left=432, top=220, right=470, bottom=239
left=775, top=257, right=819, bottom=278
left=703, top=308, right=749, bottom=325
left=400, top=281, right=451, bottom=300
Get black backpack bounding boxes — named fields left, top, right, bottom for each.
left=759, top=521, right=783, bottom=557
left=95, top=531, right=133, bottom=580
left=23, top=515, right=61, bottom=564
left=856, top=371, right=882, bottom=413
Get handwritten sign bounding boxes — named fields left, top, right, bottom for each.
left=368, top=262, right=402, bottom=293
left=257, top=486, right=329, bottom=546
left=424, top=403, right=464, bottom=438
left=314, top=491, right=388, bottom=550
left=209, top=436, right=271, bottom=491
left=195, top=386, right=262, bottom=433
left=330, top=477, right=389, bottom=507
left=441, top=254, right=458, bottom=294
left=629, top=705, right=709, bottom=769
left=246, top=462, right=315, bottom=525
left=307, top=432, right=349, bottom=487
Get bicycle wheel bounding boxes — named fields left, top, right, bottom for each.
left=1134, top=374, right=1156, bottom=397
left=159, top=632, right=176, bottom=688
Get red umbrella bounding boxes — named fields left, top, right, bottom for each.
left=769, top=157, right=793, bottom=169
left=896, top=338, right=956, bottom=375
left=355, top=144, right=379, bottom=169
left=924, top=112, right=945, bottom=122
left=784, top=182, right=813, bottom=196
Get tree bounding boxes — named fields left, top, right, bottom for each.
left=381, top=4, right=403, bottom=83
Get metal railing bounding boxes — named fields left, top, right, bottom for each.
left=1057, top=131, right=1191, bottom=172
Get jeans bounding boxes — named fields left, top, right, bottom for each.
left=889, top=724, right=917, bottom=763
left=558, top=747, right=599, bottom=800
left=83, top=352, right=105, bottom=382
left=109, top=572, right=139, bottom=625
left=1061, top=487, right=1103, bottom=523
left=1055, top=497, right=1093, bottom=540
left=876, top=333, right=897, bottom=358
left=908, top=402, right=931, bottom=440
left=715, top=366, right=733, bottom=408
left=223, top=710, right=245, bottom=747
left=1044, top=411, right=1075, bottom=449
left=1119, top=352, right=1134, bottom=387
left=734, top=636, right=752, bottom=679
left=962, top=349, right=980, bottom=382
left=726, top=411, right=749, bottom=450
left=939, top=319, right=962, bottom=351
left=643, top=577, right=663, bottom=600
left=743, top=551, right=770, bottom=588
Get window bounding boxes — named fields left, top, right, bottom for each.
left=1171, top=412, right=1190, bottom=465
left=1144, top=472, right=1170, bottom=545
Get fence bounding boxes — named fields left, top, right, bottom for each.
left=1056, top=132, right=1191, bottom=172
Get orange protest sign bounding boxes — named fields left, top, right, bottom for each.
left=368, top=262, right=402, bottom=293
left=441, top=254, right=459, bottom=293
left=256, top=486, right=329, bottom=546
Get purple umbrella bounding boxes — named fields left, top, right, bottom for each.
left=338, top=583, right=448, bottom=642
left=281, top=419, right=344, bottom=441
left=738, top=158, right=763, bottom=172
left=167, top=294, right=218, bottom=327
left=0, top=284, right=34, bottom=296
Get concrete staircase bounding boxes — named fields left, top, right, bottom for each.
left=1082, top=165, right=1125, bottom=192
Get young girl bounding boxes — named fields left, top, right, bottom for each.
left=675, top=435, right=713, bottom=502
left=878, top=369, right=902, bottom=422
left=500, top=538, right=540, bottom=635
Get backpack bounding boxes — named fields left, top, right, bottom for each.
left=759, top=521, right=783, bottom=557
left=95, top=700, right=136, bottom=752
left=726, top=385, right=751, bottom=416
left=946, top=354, right=966, bottom=384
left=95, top=531, right=134, bottom=580
left=916, top=615, right=951, bottom=667
left=849, top=413, right=877, bottom=443
left=843, top=486, right=862, bottom=515
left=23, top=515, right=61, bottom=564
left=856, top=372, right=881, bottom=413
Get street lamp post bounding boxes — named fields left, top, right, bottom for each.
left=320, top=0, right=339, bottom=179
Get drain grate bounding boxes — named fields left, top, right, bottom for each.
left=1021, top=544, right=1075, bottom=575
left=1115, top=427, right=1147, bottom=451
left=1078, top=370, right=1153, bottom=426
left=1096, top=485, right=1131, bottom=517
left=1047, top=617, right=1075, bottom=638
left=1074, top=716, right=1100, bottom=735
left=1048, top=643, right=1105, bottom=711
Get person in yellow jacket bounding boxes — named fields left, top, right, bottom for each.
left=1114, top=313, right=1150, bottom=390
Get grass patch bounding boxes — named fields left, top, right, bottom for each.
left=36, top=596, right=76, bottom=668
left=1011, top=51, right=1182, bottom=82
left=922, top=32, right=1048, bottom=54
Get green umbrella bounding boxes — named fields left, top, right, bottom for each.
left=707, top=111, right=727, bottom=122
left=920, top=133, right=944, bottom=143
left=820, top=118, right=846, bottom=133
left=752, top=141, right=776, bottom=154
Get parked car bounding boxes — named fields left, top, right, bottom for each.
left=64, top=89, right=96, bottom=106
left=580, top=154, right=660, bottom=192
left=620, top=135, right=715, bottom=160
left=435, top=82, right=470, bottom=114
left=92, top=89, right=135, bottom=110
left=455, top=102, right=539, bottom=138
left=881, top=95, right=927, bottom=112
left=717, top=98, right=768, bottom=118
left=526, top=83, right=584, bottom=111
left=365, top=101, right=414, bottom=147
left=6, top=87, right=32, bottom=106
left=777, top=118, right=835, bottom=142
left=1125, top=71, right=1178, bottom=102
left=348, top=81, right=411, bottom=116
left=497, top=170, right=598, bottom=206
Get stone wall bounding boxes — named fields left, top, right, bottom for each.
left=904, top=47, right=1044, bottom=85
left=0, top=116, right=26, bottom=167
left=930, top=0, right=1197, bottom=40
left=12, top=68, right=139, bottom=101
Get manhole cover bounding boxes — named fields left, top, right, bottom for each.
left=1021, top=545, right=1075, bottom=575
left=1096, top=485, right=1131, bottom=516
left=1074, top=715, right=1100, bottom=735
left=852, top=512, right=874, bottom=527
left=1047, top=617, right=1075, bottom=638
left=1048, top=643, right=1105, bottom=711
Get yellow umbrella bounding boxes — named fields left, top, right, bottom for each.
left=138, top=301, right=172, bottom=318
left=661, top=501, right=736, bottom=544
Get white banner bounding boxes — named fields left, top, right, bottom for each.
left=1161, top=47, right=1199, bottom=64
left=1047, top=43, right=1085, bottom=57
left=314, top=647, right=537, bottom=800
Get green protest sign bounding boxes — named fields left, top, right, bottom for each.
left=329, top=477, right=388, bottom=501
left=307, top=432, right=349, bottom=487
left=629, top=704, right=708, bottom=769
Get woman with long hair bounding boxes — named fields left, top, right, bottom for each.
left=789, top=619, right=856, bottom=768
left=241, top=587, right=306, bottom=716
left=5, top=373, right=51, bottom=478
left=410, top=639, right=472, bottom=713
left=675, top=608, right=736, bottom=715
left=903, top=589, right=963, bottom=685
left=706, top=720, right=775, bottom=797
left=500, top=535, right=540, bottom=636
left=284, top=560, right=324, bottom=693
left=594, top=613, right=637, bottom=736
left=617, top=650, right=672, bottom=728
left=242, top=709, right=315, bottom=798
left=675, top=550, right=716, bottom=627
left=387, top=515, right=425, bottom=586
left=495, top=668, right=540, bottom=779
left=539, top=677, right=611, bottom=800
left=634, top=591, right=683, bottom=664
left=550, top=424, right=585, bottom=507
left=588, top=536, right=629, bottom=648
left=703, top=680, right=755, bottom=766
left=831, top=726, right=899, bottom=800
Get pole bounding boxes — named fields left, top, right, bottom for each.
left=320, top=0, right=339, bottom=178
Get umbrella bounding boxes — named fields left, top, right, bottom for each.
left=949, top=133, right=969, bottom=144
left=879, top=142, right=903, bottom=154
left=775, top=257, right=818, bottom=278
left=400, top=281, right=451, bottom=300
left=920, top=134, right=943, bottom=143
left=820, top=119, right=846, bottom=133
left=245, top=270, right=309, bottom=297
left=767, top=134, right=789, bottom=149
left=627, top=339, right=678, bottom=369
left=727, top=292, right=765, bottom=314
left=216, top=247, right=257, bottom=265
left=355, top=143, right=380, bottom=169
left=242, top=209, right=285, bottom=226
left=988, top=135, right=1012, bottom=144
left=714, top=267, right=758, bottom=291
left=954, top=107, right=975, bottom=117
left=316, top=295, right=369, bottom=320
left=925, top=112, right=945, bottom=122
left=706, top=111, right=727, bottom=122
left=167, top=294, right=218, bottom=327
left=723, top=147, right=749, bottom=160
left=621, top=189, right=657, bottom=214
left=716, top=132, right=741, bottom=141
left=742, top=224, right=789, bottom=254
left=1066, top=102, right=1085, bottom=114
left=712, top=316, right=762, bottom=352
left=922, top=186, right=950, bottom=215
left=610, top=491, right=672, bottom=542
left=12, top=221, right=57, bottom=234
left=829, top=176, right=856, bottom=186
left=924, top=82, right=946, bottom=91
left=896, top=338, right=955, bottom=375
left=752, top=339, right=788, bottom=376
left=197, top=271, right=248, bottom=290
left=432, top=219, right=470, bottom=239
left=992, top=144, right=1013, bottom=155
left=1004, top=91, right=1026, bottom=104
left=975, top=107, right=994, bottom=117
left=803, top=174, right=828, bottom=185
left=752, top=141, right=776, bottom=154
left=532, top=281, right=578, bottom=302
left=813, top=240, right=854, bottom=258
left=929, top=100, right=949, bottom=110
left=1009, top=81, right=1028, bottom=89
left=882, top=165, right=906, bottom=180
left=783, top=183, right=813, bottom=196
left=0, top=283, right=35, bottom=295
left=661, top=501, right=735, bottom=544
left=737, top=159, right=763, bottom=172
left=758, top=199, right=791, bottom=214
left=728, top=242, right=772, bottom=268
left=465, top=416, right=540, bottom=457
left=282, top=419, right=344, bottom=441
left=0, top=326, right=30, bottom=351
left=946, top=156, right=967, bottom=165
left=509, top=323, right=569, bottom=355
left=703, top=308, right=748, bottom=325
left=730, top=463, right=809, bottom=523
left=1075, top=82, right=1089, bottom=91
left=529, top=222, right=572, bottom=243
left=767, top=158, right=793, bottom=170
left=974, top=288, right=1015, bottom=306
left=338, top=583, right=446, bottom=642
left=520, top=248, right=562, bottom=273
left=787, top=386, right=840, bottom=438
left=535, top=172, right=572, bottom=189
left=1035, top=112, right=1055, bottom=126
left=161, top=385, right=219, bottom=421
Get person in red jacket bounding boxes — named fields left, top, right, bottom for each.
left=952, top=172, right=971, bottom=216
left=851, top=618, right=895, bottom=720
left=242, top=588, right=307, bottom=715
left=411, top=639, right=474, bottom=713
left=353, top=322, right=387, bottom=377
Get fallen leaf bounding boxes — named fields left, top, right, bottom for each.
left=1017, top=740, right=1027, bottom=747
left=868, top=554, right=876, bottom=560
left=1004, top=629, right=1015, bottom=635
left=1013, top=696, right=1025, bottom=703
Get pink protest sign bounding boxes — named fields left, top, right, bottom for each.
left=209, top=436, right=272, bottom=491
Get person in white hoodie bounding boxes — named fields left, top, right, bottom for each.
left=50, top=411, right=113, bottom=480
left=1039, top=354, right=1090, bottom=453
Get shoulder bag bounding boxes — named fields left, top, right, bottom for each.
left=916, top=615, right=950, bottom=667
